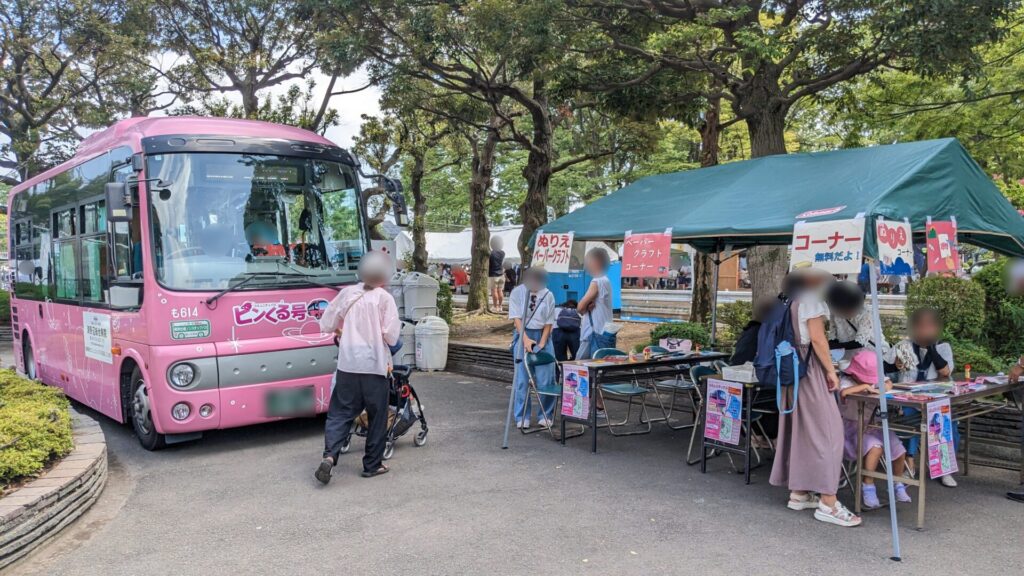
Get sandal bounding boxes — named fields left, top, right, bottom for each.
left=314, top=458, right=334, bottom=485
left=361, top=464, right=390, bottom=478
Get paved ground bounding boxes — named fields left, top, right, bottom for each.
left=9, top=369, right=1024, bottom=576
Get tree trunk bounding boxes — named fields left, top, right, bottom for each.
left=744, top=105, right=791, bottom=303
left=241, top=82, right=259, bottom=118
left=517, top=79, right=553, bottom=267
left=465, top=120, right=501, bottom=312
left=410, top=152, right=428, bottom=273
left=689, top=97, right=721, bottom=326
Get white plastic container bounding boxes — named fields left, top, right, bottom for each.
left=414, top=315, right=450, bottom=371
left=392, top=320, right=417, bottom=368
left=388, top=271, right=406, bottom=319
left=402, top=272, right=439, bottom=321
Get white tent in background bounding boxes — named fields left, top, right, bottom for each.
left=394, top=225, right=523, bottom=266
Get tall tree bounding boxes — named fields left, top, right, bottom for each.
left=156, top=0, right=366, bottom=133
left=0, top=0, right=145, bottom=182
left=327, top=0, right=623, bottom=265
left=352, top=114, right=404, bottom=240
left=581, top=0, right=1017, bottom=299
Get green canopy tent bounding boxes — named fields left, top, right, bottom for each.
left=542, top=137, right=1024, bottom=561
left=542, top=138, right=1024, bottom=258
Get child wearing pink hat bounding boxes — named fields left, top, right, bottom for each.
left=839, top=350, right=912, bottom=508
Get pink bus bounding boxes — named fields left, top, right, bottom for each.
left=7, top=117, right=407, bottom=449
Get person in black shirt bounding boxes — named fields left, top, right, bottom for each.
left=487, top=235, right=506, bottom=310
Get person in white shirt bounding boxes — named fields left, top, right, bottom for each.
left=315, top=251, right=401, bottom=484
left=509, top=266, right=557, bottom=428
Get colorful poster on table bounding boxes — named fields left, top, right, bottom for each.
left=622, top=228, right=672, bottom=278
left=926, top=220, right=959, bottom=274
left=704, top=379, right=743, bottom=445
left=876, top=219, right=913, bottom=276
left=561, top=363, right=590, bottom=419
left=532, top=231, right=574, bottom=274
left=925, top=398, right=958, bottom=479
left=790, top=218, right=865, bottom=274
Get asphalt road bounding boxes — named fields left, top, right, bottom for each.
left=10, top=370, right=1024, bottom=576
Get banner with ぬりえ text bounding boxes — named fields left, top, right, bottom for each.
left=876, top=219, right=913, bottom=276
left=532, top=231, right=574, bottom=274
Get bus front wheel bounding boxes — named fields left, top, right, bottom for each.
left=130, top=368, right=166, bottom=451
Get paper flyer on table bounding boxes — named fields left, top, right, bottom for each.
left=561, top=363, right=590, bottom=419
left=926, top=398, right=958, bottom=478
left=704, top=379, right=743, bottom=445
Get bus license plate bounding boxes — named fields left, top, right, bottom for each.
left=264, top=386, right=315, bottom=417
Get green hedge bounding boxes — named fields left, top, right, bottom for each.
left=716, top=301, right=751, bottom=347
left=906, top=275, right=985, bottom=342
left=947, top=337, right=1001, bottom=374
left=0, top=290, right=9, bottom=324
left=971, top=258, right=1024, bottom=359
left=0, top=371, right=73, bottom=488
left=643, top=322, right=711, bottom=351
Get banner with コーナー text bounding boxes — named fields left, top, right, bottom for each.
left=790, top=218, right=865, bottom=275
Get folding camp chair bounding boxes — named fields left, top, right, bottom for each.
left=521, top=351, right=584, bottom=440
left=642, top=345, right=701, bottom=430
left=686, top=364, right=716, bottom=465
left=592, top=348, right=652, bottom=436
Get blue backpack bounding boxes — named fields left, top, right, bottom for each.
left=753, top=298, right=808, bottom=414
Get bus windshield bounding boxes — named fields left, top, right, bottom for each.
left=146, top=152, right=364, bottom=291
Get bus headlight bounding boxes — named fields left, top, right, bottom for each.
left=169, top=363, right=196, bottom=389
left=171, top=402, right=191, bottom=421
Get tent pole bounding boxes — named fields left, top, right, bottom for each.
left=709, top=240, right=721, bottom=345
left=869, top=256, right=902, bottom=561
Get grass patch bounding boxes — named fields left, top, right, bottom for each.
left=0, top=370, right=73, bottom=490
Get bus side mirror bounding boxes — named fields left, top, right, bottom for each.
left=383, top=178, right=409, bottom=228
left=106, top=182, right=133, bottom=222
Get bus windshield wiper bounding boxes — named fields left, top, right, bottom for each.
left=275, top=260, right=343, bottom=292
left=204, top=272, right=281, bottom=307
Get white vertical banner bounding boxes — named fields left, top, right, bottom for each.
left=532, top=230, right=574, bottom=273
left=790, top=218, right=865, bottom=274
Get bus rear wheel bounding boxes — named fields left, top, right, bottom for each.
left=130, top=367, right=166, bottom=451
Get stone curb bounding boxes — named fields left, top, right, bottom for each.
left=0, top=408, right=108, bottom=571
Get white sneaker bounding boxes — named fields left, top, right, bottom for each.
left=536, top=417, right=551, bottom=428
left=940, top=475, right=958, bottom=488
left=595, top=410, right=607, bottom=420
left=814, top=501, right=862, bottom=527
left=787, top=492, right=821, bottom=511
left=516, top=419, right=529, bottom=429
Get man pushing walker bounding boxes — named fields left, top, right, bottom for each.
left=315, top=251, right=402, bottom=484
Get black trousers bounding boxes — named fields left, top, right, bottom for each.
left=323, top=370, right=389, bottom=472
left=552, top=328, right=580, bottom=362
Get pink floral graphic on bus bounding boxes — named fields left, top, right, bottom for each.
left=233, top=300, right=326, bottom=326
